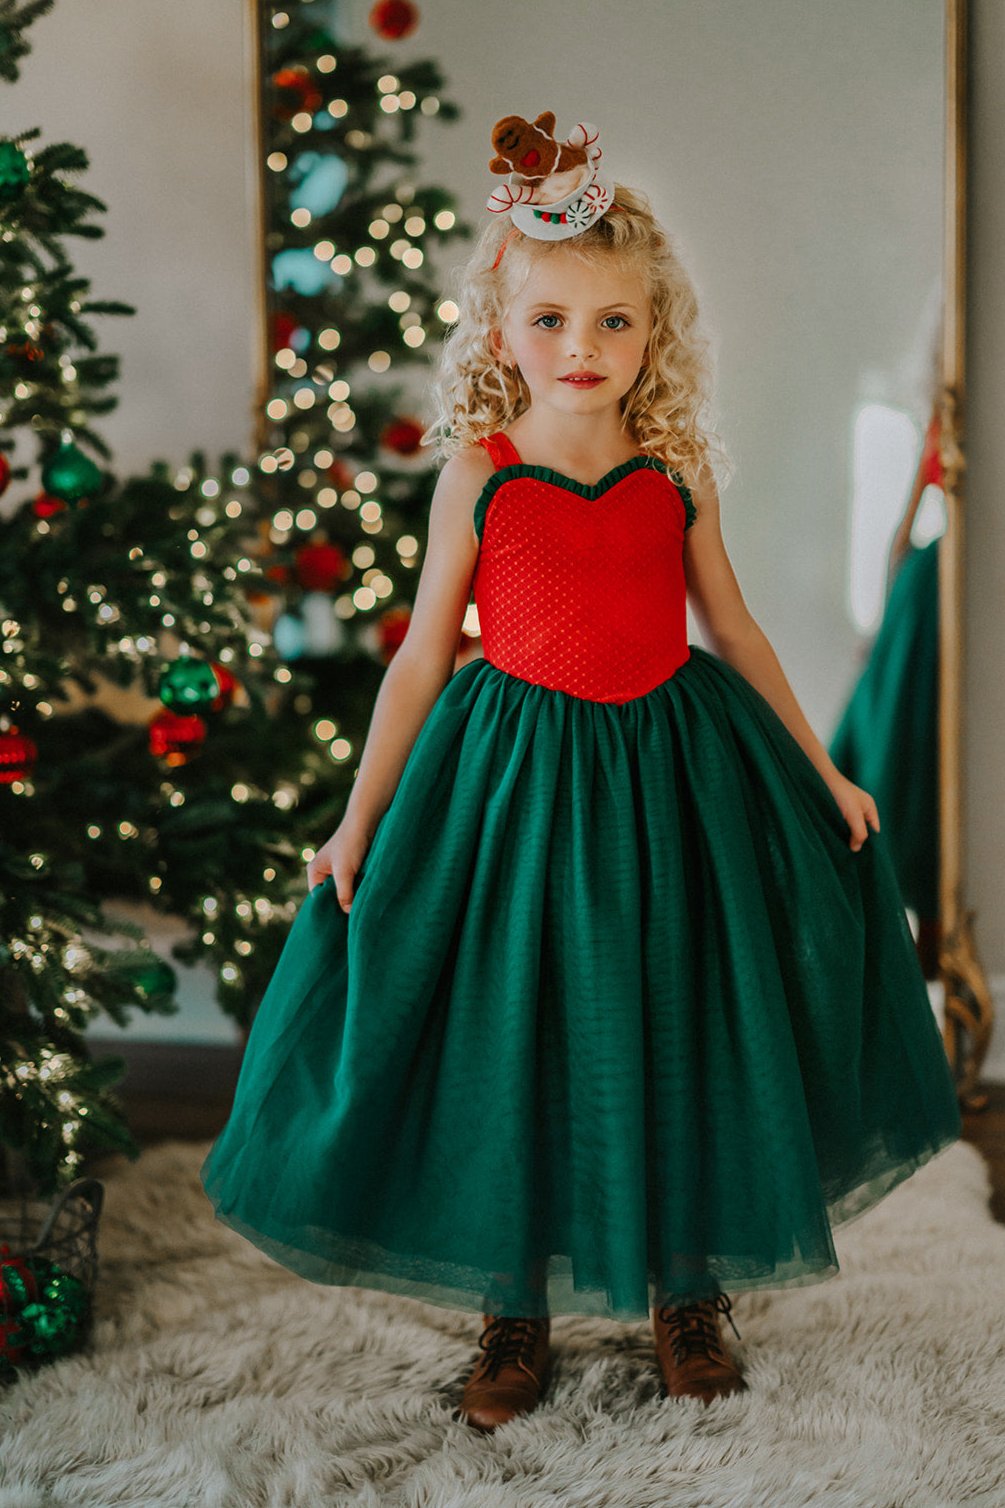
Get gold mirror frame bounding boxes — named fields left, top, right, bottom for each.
left=940, top=0, right=994, bottom=1108
left=246, top=0, right=993, bottom=1106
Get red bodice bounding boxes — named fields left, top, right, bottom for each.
left=920, top=410, right=945, bottom=490
left=471, top=431, right=694, bottom=703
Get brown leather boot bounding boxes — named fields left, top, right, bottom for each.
left=652, top=1292, right=748, bottom=1404
left=457, top=1313, right=551, bottom=1431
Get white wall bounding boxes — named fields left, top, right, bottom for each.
left=344, top=0, right=944, bottom=740
left=9, top=0, right=258, bottom=479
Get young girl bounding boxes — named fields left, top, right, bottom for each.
left=200, top=112, right=962, bottom=1431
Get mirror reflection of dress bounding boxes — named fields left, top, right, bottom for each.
left=828, top=408, right=942, bottom=978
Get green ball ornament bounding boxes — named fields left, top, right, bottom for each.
left=158, top=655, right=220, bottom=713
left=304, top=28, right=337, bottom=50
left=20, top=1269, right=90, bottom=1359
left=40, top=437, right=103, bottom=503
left=125, top=955, right=177, bottom=1000
left=0, top=1253, right=36, bottom=1308
left=0, top=140, right=31, bottom=205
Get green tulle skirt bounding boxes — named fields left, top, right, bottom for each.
left=200, top=643, right=961, bottom=1320
left=829, top=539, right=939, bottom=920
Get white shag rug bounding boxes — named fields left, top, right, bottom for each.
left=0, top=1137, right=1002, bottom=1508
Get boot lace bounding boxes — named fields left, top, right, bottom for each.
left=656, top=1292, right=741, bottom=1364
left=478, top=1316, right=546, bottom=1380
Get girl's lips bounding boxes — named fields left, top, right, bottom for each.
left=560, top=375, right=606, bottom=386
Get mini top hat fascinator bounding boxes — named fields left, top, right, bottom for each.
left=486, top=110, right=615, bottom=245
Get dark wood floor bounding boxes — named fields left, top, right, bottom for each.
left=79, top=1039, right=1005, bottom=1225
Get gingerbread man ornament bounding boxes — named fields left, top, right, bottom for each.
left=485, top=110, right=614, bottom=241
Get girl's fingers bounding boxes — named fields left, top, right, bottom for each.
left=334, top=869, right=355, bottom=912
left=848, top=811, right=868, bottom=851
left=848, top=799, right=882, bottom=850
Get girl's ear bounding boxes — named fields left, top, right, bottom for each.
left=489, top=325, right=512, bottom=368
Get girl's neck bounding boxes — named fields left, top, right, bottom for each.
left=505, top=410, right=643, bottom=480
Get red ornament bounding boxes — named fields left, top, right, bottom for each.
left=271, top=66, right=323, bottom=120
left=369, top=0, right=419, bottom=39
left=0, top=1242, right=38, bottom=1367
left=0, top=728, right=38, bottom=784
left=326, top=457, right=356, bottom=491
left=31, top=492, right=67, bottom=518
left=0, top=453, right=10, bottom=497
left=208, top=662, right=238, bottom=711
left=271, top=311, right=299, bottom=351
left=4, top=338, right=44, bottom=367
left=148, top=709, right=207, bottom=765
left=377, top=606, right=411, bottom=661
left=295, top=541, right=346, bottom=593
left=380, top=416, right=426, bottom=456
left=245, top=561, right=291, bottom=606
left=0, top=1315, right=30, bottom=1367
left=0, top=1244, right=39, bottom=1306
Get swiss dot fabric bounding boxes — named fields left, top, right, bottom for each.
left=200, top=430, right=962, bottom=1321
left=471, top=448, right=692, bottom=702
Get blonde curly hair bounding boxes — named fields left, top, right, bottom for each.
left=422, top=183, right=730, bottom=490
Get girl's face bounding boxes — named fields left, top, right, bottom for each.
left=494, top=247, right=651, bottom=420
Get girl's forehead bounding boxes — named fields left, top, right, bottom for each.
left=508, top=250, right=648, bottom=307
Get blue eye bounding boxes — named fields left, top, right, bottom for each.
left=532, top=313, right=629, bottom=330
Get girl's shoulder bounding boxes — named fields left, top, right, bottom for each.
left=431, top=441, right=498, bottom=513
left=444, top=439, right=499, bottom=481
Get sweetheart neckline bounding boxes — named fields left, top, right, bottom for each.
left=477, top=454, right=666, bottom=503
left=471, top=457, right=697, bottom=544
left=493, top=454, right=653, bottom=492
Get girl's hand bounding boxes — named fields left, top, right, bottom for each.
left=824, top=771, right=881, bottom=852
left=307, top=819, right=372, bottom=911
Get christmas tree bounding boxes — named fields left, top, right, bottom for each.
left=1, top=0, right=470, bottom=1194
left=0, top=2, right=306, bottom=1193
left=251, top=0, right=472, bottom=720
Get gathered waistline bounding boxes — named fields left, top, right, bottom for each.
left=461, top=649, right=694, bottom=705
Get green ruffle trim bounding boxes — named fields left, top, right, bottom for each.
left=473, top=456, right=696, bottom=540
left=669, top=471, right=697, bottom=531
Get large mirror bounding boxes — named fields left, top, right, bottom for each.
left=310, top=0, right=989, bottom=1093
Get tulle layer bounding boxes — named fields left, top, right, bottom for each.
left=200, top=644, right=961, bottom=1319
left=829, top=539, right=939, bottom=919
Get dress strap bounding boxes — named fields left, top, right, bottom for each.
left=477, top=431, right=523, bottom=470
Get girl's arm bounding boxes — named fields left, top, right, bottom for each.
left=682, top=464, right=880, bottom=851
left=310, top=445, right=492, bottom=881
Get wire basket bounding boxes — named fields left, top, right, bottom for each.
left=0, top=1175, right=104, bottom=1386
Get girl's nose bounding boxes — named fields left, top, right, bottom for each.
left=567, top=330, right=599, bottom=360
